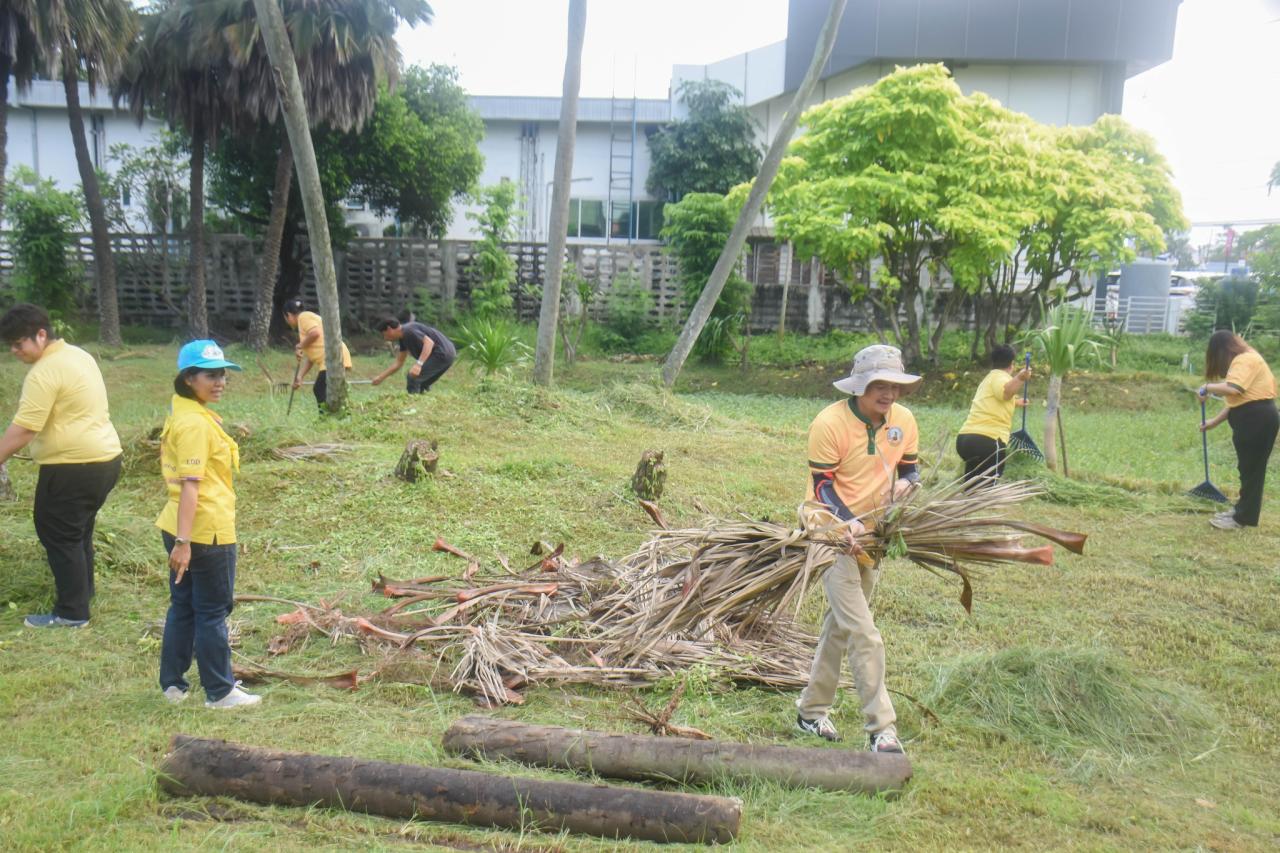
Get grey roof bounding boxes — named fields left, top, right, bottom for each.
left=785, top=0, right=1184, bottom=91
left=469, top=96, right=670, bottom=123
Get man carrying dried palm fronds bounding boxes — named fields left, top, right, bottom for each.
left=796, top=345, right=922, bottom=754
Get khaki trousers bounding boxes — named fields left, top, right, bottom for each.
left=796, top=554, right=896, bottom=734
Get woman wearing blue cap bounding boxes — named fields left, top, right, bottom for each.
left=155, top=340, right=260, bottom=709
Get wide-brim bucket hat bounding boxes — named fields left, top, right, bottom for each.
left=833, top=344, right=921, bottom=396
left=177, top=339, right=242, bottom=372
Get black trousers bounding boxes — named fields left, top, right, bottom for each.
left=956, top=433, right=1006, bottom=487
left=33, top=455, right=123, bottom=620
left=1227, top=399, right=1279, bottom=526
left=406, top=354, right=454, bottom=394
left=313, top=370, right=328, bottom=407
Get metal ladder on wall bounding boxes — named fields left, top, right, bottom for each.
left=607, top=90, right=636, bottom=245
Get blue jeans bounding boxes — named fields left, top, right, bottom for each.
left=159, top=533, right=236, bottom=701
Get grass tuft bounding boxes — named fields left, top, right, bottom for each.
left=922, top=646, right=1218, bottom=772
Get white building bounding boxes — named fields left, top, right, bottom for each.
left=4, top=0, right=1183, bottom=243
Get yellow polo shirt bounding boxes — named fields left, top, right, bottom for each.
left=1223, top=350, right=1276, bottom=407
left=297, top=311, right=352, bottom=371
left=155, top=395, right=239, bottom=545
left=959, top=369, right=1017, bottom=443
left=807, top=399, right=919, bottom=519
left=12, top=339, right=122, bottom=465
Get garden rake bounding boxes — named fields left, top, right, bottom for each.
left=1008, top=352, right=1043, bottom=461
left=1188, top=398, right=1229, bottom=503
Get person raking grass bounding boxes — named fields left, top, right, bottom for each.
left=282, top=298, right=352, bottom=411
left=1197, top=330, right=1278, bottom=531
left=0, top=303, right=123, bottom=629
left=796, top=344, right=922, bottom=754
left=371, top=316, right=456, bottom=394
left=955, top=344, right=1032, bottom=487
left=156, top=340, right=260, bottom=709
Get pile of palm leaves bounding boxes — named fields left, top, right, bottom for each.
left=246, top=479, right=1085, bottom=705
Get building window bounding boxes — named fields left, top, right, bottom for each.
left=90, top=115, right=106, bottom=170
left=567, top=198, right=606, bottom=238
left=610, top=201, right=631, bottom=240
left=633, top=200, right=664, bottom=240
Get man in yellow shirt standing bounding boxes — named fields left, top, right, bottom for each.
left=282, top=298, right=352, bottom=411
left=0, top=304, right=123, bottom=628
left=955, top=345, right=1031, bottom=487
left=797, top=344, right=921, bottom=754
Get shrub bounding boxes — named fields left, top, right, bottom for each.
left=4, top=167, right=85, bottom=319
left=454, top=316, right=530, bottom=377
left=466, top=181, right=518, bottom=320
left=603, top=274, right=656, bottom=345
left=1183, top=277, right=1257, bottom=337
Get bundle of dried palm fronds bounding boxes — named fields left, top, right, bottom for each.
left=272, top=443, right=354, bottom=462
left=245, top=479, right=1084, bottom=705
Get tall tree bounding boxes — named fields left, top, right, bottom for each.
left=117, top=2, right=239, bottom=337
left=54, top=0, right=138, bottom=346
left=250, top=0, right=350, bottom=413
left=0, top=1, right=59, bottom=214
left=661, top=0, right=847, bottom=389
left=646, top=79, right=762, bottom=201
left=202, top=0, right=432, bottom=351
left=532, top=0, right=586, bottom=387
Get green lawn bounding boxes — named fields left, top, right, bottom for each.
left=0, top=338, right=1277, bottom=851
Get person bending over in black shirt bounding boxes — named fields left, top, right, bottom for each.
left=372, top=317, right=456, bottom=394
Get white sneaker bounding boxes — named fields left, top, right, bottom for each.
left=205, top=684, right=262, bottom=709
left=163, top=686, right=189, bottom=704
left=1209, top=515, right=1243, bottom=530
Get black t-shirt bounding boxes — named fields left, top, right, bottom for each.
left=399, top=323, right=456, bottom=362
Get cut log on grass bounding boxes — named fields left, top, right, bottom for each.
left=631, top=449, right=666, bottom=500
left=158, top=735, right=740, bottom=844
left=442, top=715, right=911, bottom=795
left=394, top=439, right=439, bottom=482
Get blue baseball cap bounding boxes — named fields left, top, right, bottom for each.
left=177, top=340, right=242, bottom=372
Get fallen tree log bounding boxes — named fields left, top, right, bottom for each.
left=442, top=715, right=911, bottom=795
left=158, top=734, right=740, bottom=844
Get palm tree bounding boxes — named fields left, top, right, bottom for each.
left=1019, top=303, right=1102, bottom=473
left=532, top=0, right=586, bottom=387
left=116, top=2, right=237, bottom=337
left=48, top=0, right=138, bottom=346
left=661, top=0, right=848, bottom=388
left=0, top=1, right=60, bottom=213
left=197, top=0, right=432, bottom=351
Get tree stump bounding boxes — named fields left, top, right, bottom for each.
left=631, top=450, right=666, bottom=500
left=0, top=462, right=15, bottom=502
left=394, top=439, right=439, bottom=482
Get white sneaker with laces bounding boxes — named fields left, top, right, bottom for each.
left=163, top=686, right=189, bottom=704
left=870, top=728, right=905, bottom=754
left=205, top=683, right=262, bottom=709
left=1209, top=515, right=1243, bottom=530
left=796, top=713, right=841, bottom=742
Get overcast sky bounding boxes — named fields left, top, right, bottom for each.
left=399, top=0, right=1280, bottom=245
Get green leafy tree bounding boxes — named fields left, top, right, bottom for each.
left=1238, top=224, right=1280, bottom=292
left=1164, top=230, right=1196, bottom=270
left=660, top=191, right=750, bottom=360
left=466, top=181, right=518, bottom=320
left=770, top=65, right=1029, bottom=367
left=4, top=167, right=86, bottom=318
left=105, top=133, right=190, bottom=235
left=646, top=80, right=763, bottom=201
left=348, top=65, right=483, bottom=235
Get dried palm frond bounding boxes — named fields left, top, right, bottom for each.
left=271, top=443, right=354, bottom=462
left=246, top=479, right=1084, bottom=706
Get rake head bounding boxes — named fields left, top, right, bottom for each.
left=1008, top=430, right=1043, bottom=462
left=1187, top=480, right=1229, bottom=503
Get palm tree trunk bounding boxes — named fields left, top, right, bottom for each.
left=1044, top=373, right=1062, bottom=472
left=533, top=0, right=587, bottom=387
left=661, top=0, right=848, bottom=388
left=247, top=139, right=294, bottom=351
left=0, top=55, right=11, bottom=213
left=251, top=0, right=346, bottom=413
left=187, top=115, right=209, bottom=337
left=63, top=57, right=122, bottom=346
